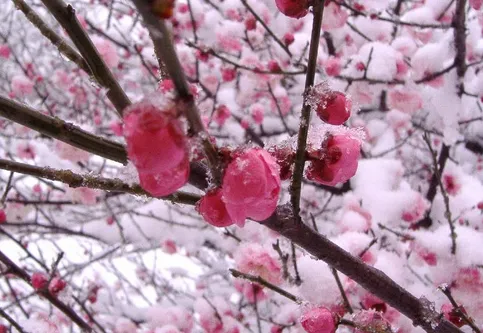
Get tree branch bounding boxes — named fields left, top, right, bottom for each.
left=40, top=0, right=131, bottom=115
left=290, top=0, right=326, bottom=219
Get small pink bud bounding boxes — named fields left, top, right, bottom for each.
left=275, top=0, right=309, bottom=18
left=314, top=89, right=352, bottom=125
left=245, top=16, right=257, bottom=30
left=283, top=33, right=295, bottom=46
left=222, top=68, right=237, bottom=82
left=0, top=210, right=6, bottom=223
left=300, top=307, right=336, bottom=333
left=267, top=60, right=281, bottom=73
left=214, top=105, right=231, bottom=126
left=107, top=216, right=115, bottom=225
left=324, top=57, right=342, bottom=77
left=477, top=201, right=483, bottom=210
left=0, top=45, right=9, bottom=59
left=355, top=62, right=366, bottom=71
left=49, top=277, right=67, bottom=295
left=0, top=324, right=6, bottom=333
left=31, top=272, right=48, bottom=290
left=138, top=159, right=190, bottom=197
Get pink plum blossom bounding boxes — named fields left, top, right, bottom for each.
left=322, top=2, right=348, bottom=31
left=93, top=37, right=120, bottom=68
left=234, top=243, right=281, bottom=284
left=0, top=44, right=10, bottom=59
left=214, top=105, right=231, bottom=126
left=68, top=187, right=100, bottom=205
left=11, top=75, right=34, bottom=96
left=324, top=57, right=342, bottom=77
left=388, top=88, right=423, bottom=115
left=123, top=99, right=190, bottom=196
left=300, top=307, right=336, bottom=333
left=306, top=134, right=361, bottom=187
left=222, top=148, right=281, bottom=226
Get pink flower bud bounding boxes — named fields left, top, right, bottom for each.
left=324, top=57, right=342, bottom=77
left=214, top=105, right=231, bottom=126
left=0, top=210, right=5, bottom=224
left=49, top=277, right=67, bottom=295
left=267, top=60, right=281, bottom=73
left=123, top=100, right=188, bottom=174
left=11, top=75, right=34, bottom=96
left=245, top=16, right=257, bottom=30
left=222, top=68, right=237, bottom=82
left=300, top=307, right=336, bottom=333
left=0, top=324, right=6, bottom=333
left=470, top=0, right=482, bottom=9
left=197, top=188, right=234, bottom=227
left=31, top=272, right=48, bottom=290
left=315, top=90, right=351, bottom=125
left=306, top=135, right=361, bottom=186
left=275, top=0, right=309, bottom=18
left=283, top=33, right=295, bottom=46
left=0, top=45, right=10, bottom=59
left=222, top=149, right=281, bottom=225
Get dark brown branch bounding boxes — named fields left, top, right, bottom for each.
left=0, top=250, right=93, bottom=332
left=0, top=96, right=127, bottom=164
left=40, top=0, right=131, bottom=114
left=0, top=159, right=201, bottom=206
left=290, top=0, right=326, bottom=219
left=261, top=205, right=462, bottom=333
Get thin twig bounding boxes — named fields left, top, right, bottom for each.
left=0, top=159, right=201, bottom=206
left=230, top=269, right=303, bottom=304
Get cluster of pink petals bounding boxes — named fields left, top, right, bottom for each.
left=11, top=75, right=34, bottom=96
left=300, top=307, right=336, bottom=333
left=197, top=148, right=281, bottom=227
left=306, top=135, right=361, bottom=187
left=234, top=244, right=281, bottom=284
left=275, top=0, right=309, bottom=19
left=387, top=88, right=423, bottom=115
left=123, top=100, right=189, bottom=197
